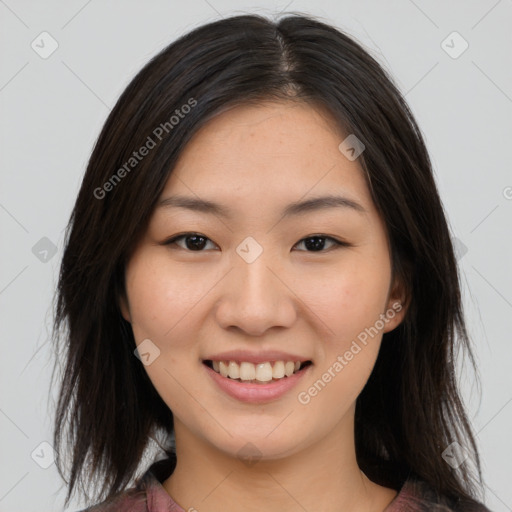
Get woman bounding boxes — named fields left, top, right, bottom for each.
left=52, top=12, right=492, bottom=512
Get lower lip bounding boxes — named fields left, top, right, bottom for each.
left=203, top=363, right=312, bottom=404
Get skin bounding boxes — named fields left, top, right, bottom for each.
left=120, top=100, right=408, bottom=512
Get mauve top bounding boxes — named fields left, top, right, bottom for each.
left=79, top=466, right=492, bottom=512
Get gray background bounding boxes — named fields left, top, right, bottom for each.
left=1, top=1, right=511, bottom=511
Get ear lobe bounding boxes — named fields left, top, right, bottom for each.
left=383, top=279, right=410, bottom=333
left=382, top=300, right=407, bottom=333
left=119, top=292, right=131, bottom=323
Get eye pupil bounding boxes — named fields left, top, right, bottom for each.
left=304, top=236, right=326, bottom=251
left=186, top=235, right=207, bottom=251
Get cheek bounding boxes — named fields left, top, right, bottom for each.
left=124, top=253, right=210, bottom=412
left=293, top=256, right=391, bottom=386
left=296, top=259, right=389, bottom=334
left=125, top=252, right=211, bottom=343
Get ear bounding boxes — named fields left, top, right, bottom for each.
left=382, top=275, right=409, bottom=334
left=119, top=290, right=131, bottom=323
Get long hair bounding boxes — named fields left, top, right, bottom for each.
left=51, top=12, right=486, bottom=508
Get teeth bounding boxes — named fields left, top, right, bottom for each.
left=239, top=362, right=256, bottom=380
left=255, top=362, right=273, bottom=382
left=219, top=361, right=229, bottom=377
left=272, top=361, right=285, bottom=378
left=228, top=361, right=240, bottom=379
left=209, top=359, right=306, bottom=382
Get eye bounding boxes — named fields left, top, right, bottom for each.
left=293, top=235, right=348, bottom=252
left=163, top=233, right=218, bottom=251
left=162, top=233, right=349, bottom=253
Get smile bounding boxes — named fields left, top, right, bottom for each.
left=204, top=359, right=312, bottom=383
left=202, top=359, right=313, bottom=404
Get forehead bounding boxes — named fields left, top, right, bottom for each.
left=159, top=100, right=375, bottom=219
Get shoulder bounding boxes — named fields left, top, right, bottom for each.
left=76, top=492, right=146, bottom=512
left=387, top=475, right=492, bottom=512
left=76, top=457, right=182, bottom=512
left=75, top=470, right=155, bottom=512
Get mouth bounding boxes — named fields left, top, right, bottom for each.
left=202, top=359, right=313, bottom=384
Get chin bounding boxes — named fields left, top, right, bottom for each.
left=205, top=426, right=309, bottom=464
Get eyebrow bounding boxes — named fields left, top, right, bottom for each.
left=157, top=194, right=367, bottom=219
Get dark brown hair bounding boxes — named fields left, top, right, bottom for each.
left=51, top=12, right=487, bottom=509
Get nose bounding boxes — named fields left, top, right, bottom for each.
left=214, top=249, right=297, bottom=336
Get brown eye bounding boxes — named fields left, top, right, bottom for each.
left=163, top=233, right=217, bottom=251
left=294, top=235, right=347, bottom=252
left=162, top=233, right=349, bottom=253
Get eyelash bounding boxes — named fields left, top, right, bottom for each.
left=162, top=232, right=351, bottom=252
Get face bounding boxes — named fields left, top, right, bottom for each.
left=120, top=100, right=407, bottom=462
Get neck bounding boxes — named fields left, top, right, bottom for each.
left=163, top=406, right=397, bottom=512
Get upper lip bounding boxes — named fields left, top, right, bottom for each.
left=203, top=350, right=312, bottom=365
